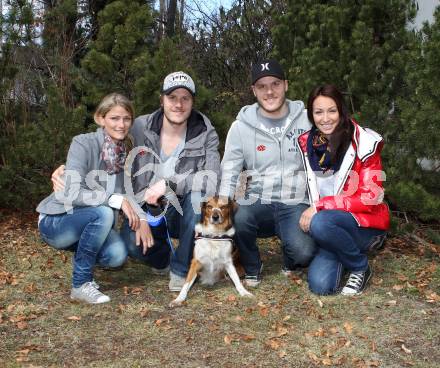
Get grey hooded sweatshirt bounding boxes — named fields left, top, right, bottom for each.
left=219, top=100, right=311, bottom=205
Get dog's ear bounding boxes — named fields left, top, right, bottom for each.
left=200, top=201, right=207, bottom=220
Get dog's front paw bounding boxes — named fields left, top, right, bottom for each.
left=169, top=298, right=184, bottom=308
left=239, top=290, right=254, bottom=298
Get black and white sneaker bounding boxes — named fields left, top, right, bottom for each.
left=341, top=265, right=372, bottom=296
left=244, top=263, right=263, bottom=288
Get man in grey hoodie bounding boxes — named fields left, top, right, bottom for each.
left=122, top=71, right=221, bottom=292
left=219, top=59, right=316, bottom=287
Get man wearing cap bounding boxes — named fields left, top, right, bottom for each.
left=219, top=59, right=315, bottom=287
left=124, top=71, right=221, bottom=291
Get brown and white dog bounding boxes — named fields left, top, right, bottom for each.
left=169, top=196, right=253, bottom=307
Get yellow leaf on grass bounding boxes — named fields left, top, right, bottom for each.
left=276, top=327, right=288, bottom=337
left=343, top=322, right=353, bottom=334
left=322, top=358, right=333, bottom=366
left=67, top=315, right=81, bottom=321
left=224, top=335, right=232, bottom=345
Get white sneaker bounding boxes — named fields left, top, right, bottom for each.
left=169, top=271, right=186, bottom=292
left=70, top=282, right=110, bottom=304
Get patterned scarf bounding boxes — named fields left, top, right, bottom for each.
left=306, top=127, right=342, bottom=173
left=101, top=130, right=126, bottom=174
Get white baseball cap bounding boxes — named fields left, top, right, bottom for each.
left=161, top=71, right=196, bottom=96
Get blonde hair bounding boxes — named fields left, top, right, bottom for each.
left=94, top=93, right=134, bottom=124
left=94, top=93, right=134, bottom=151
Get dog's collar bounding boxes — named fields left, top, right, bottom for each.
left=195, top=233, right=234, bottom=241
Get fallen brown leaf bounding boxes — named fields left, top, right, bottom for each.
left=367, top=360, right=381, bottom=367
left=259, top=306, right=269, bottom=317
left=16, top=321, right=28, bottom=329
left=240, top=334, right=255, bottom=342
left=131, top=287, right=143, bottom=295
left=24, top=283, right=37, bottom=293
left=154, top=318, right=169, bottom=326
left=278, top=350, right=287, bottom=358
left=276, top=327, right=288, bottom=337
left=307, top=351, right=320, bottom=363
left=266, top=338, right=281, bottom=350
left=139, top=307, right=149, bottom=318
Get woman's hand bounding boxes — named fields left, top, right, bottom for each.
left=51, top=164, right=66, bottom=192
left=299, top=206, right=316, bottom=233
left=136, top=221, right=155, bottom=254
left=143, top=179, right=166, bottom=205
left=121, top=198, right=140, bottom=231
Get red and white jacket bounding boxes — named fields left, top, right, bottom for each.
left=297, top=120, right=390, bottom=230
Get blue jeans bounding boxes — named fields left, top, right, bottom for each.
left=308, top=210, right=386, bottom=295
left=38, top=206, right=128, bottom=288
left=234, top=200, right=316, bottom=276
left=121, top=193, right=199, bottom=277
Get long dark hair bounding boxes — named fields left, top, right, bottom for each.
left=307, top=85, right=354, bottom=165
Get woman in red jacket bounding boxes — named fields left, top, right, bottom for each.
left=298, top=85, right=389, bottom=295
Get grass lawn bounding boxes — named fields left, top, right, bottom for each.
left=1, top=211, right=439, bottom=367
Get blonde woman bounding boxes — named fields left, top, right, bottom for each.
left=37, top=93, right=154, bottom=304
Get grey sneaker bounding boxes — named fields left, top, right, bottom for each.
left=244, top=274, right=261, bottom=288
left=169, top=271, right=186, bottom=292
left=244, top=264, right=263, bottom=288
left=151, top=265, right=170, bottom=276
left=70, top=282, right=110, bottom=304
